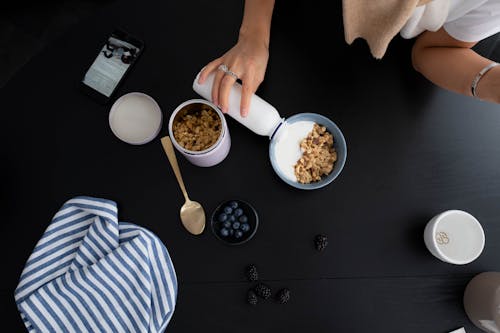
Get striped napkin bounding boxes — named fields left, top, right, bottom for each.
left=14, top=196, right=177, bottom=332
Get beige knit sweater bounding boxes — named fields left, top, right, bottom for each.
left=343, top=0, right=433, bottom=58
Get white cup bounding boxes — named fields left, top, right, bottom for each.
left=423, top=210, right=485, bottom=265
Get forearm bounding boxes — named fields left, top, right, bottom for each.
left=412, top=29, right=500, bottom=103
left=239, top=0, right=275, bottom=48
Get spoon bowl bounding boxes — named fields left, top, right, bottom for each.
left=180, top=200, right=205, bottom=235
left=161, top=136, right=206, bottom=235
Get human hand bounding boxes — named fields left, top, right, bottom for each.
left=198, top=34, right=269, bottom=117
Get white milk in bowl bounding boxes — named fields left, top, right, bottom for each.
left=272, top=121, right=315, bottom=181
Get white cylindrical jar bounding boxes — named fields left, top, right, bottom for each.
left=168, top=99, right=230, bottom=167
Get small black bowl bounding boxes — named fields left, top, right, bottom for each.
left=210, top=199, right=259, bottom=245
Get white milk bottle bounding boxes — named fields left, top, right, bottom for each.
left=193, top=71, right=284, bottom=138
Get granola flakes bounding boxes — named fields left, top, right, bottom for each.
left=173, top=108, right=222, bottom=151
left=294, top=124, right=337, bottom=184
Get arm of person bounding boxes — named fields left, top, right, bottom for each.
left=198, top=0, right=275, bottom=117
left=412, top=27, right=500, bottom=104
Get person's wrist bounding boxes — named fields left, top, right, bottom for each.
left=238, top=26, right=270, bottom=50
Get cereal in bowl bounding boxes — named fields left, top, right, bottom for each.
left=172, top=108, right=222, bottom=151
left=294, top=124, right=337, bottom=184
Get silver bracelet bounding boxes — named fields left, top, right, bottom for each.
left=471, top=62, right=499, bottom=98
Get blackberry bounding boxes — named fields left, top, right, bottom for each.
left=247, top=289, right=258, bottom=306
left=254, top=283, right=272, bottom=299
left=246, top=265, right=259, bottom=282
left=275, top=288, right=290, bottom=304
left=314, top=234, right=328, bottom=251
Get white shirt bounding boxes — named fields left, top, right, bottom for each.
left=401, top=0, right=500, bottom=42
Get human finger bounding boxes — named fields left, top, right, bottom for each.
left=218, top=67, right=240, bottom=113
left=212, top=66, right=226, bottom=107
left=240, top=74, right=259, bottom=117
left=198, top=58, right=222, bottom=84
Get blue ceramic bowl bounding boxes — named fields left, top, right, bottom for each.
left=269, top=113, right=347, bottom=190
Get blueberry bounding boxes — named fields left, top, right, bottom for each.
left=232, top=222, right=240, bottom=229
left=234, top=208, right=243, bottom=217
left=239, top=215, right=248, bottom=223
left=222, top=221, right=231, bottom=229
left=220, top=228, right=229, bottom=237
left=241, top=223, right=250, bottom=232
left=229, top=201, right=239, bottom=209
left=228, top=215, right=236, bottom=222
left=229, top=229, right=234, bottom=236
left=234, top=230, right=243, bottom=239
left=218, top=213, right=227, bottom=222
left=224, top=206, right=233, bottom=214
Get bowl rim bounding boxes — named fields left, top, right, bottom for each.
left=268, top=112, right=347, bottom=190
left=210, top=199, right=259, bottom=246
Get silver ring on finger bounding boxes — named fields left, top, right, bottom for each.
left=218, top=64, right=229, bottom=72
left=224, top=69, right=239, bottom=81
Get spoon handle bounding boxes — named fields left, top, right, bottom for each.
left=161, top=136, right=190, bottom=201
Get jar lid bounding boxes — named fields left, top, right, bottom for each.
left=109, top=92, right=163, bottom=145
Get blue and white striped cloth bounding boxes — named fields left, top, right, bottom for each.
left=14, top=196, right=177, bottom=332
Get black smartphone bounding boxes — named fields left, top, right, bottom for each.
left=80, top=29, right=144, bottom=104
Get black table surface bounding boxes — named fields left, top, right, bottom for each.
left=2, top=0, right=500, bottom=332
